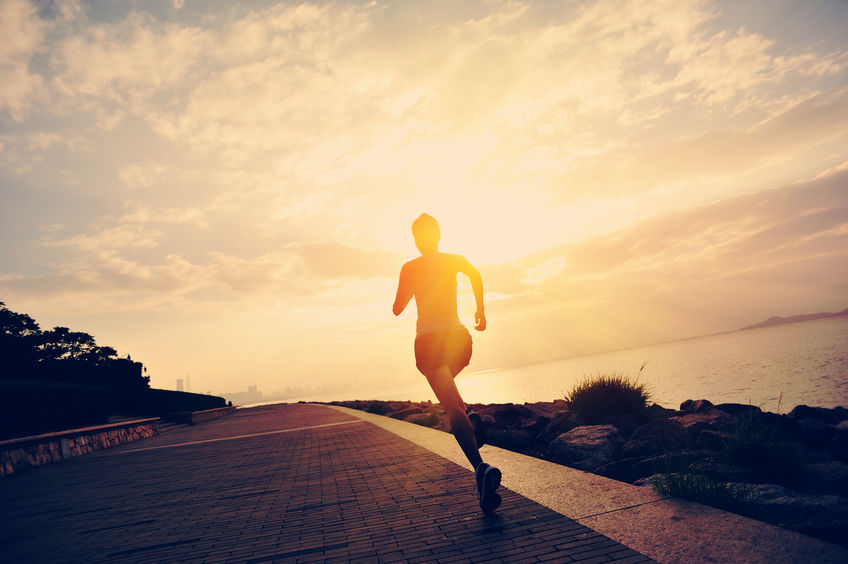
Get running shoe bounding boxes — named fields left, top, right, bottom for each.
left=474, top=462, right=502, bottom=513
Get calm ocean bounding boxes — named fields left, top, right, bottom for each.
left=282, top=316, right=848, bottom=411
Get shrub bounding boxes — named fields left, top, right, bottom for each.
left=409, top=411, right=440, bottom=427
left=564, top=370, right=651, bottom=424
left=364, top=401, right=388, bottom=415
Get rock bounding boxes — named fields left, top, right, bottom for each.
left=537, top=411, right=583, bottom=444
left=832, top=427, right=848, bottom=461
left=789, top=405, right=848, bottom=425
left=604, top=413, right=640, bottom=439
left=520, top=415, right=550, bottom=435
left=622, top=419, right=692, bottom=458
left=789, top=404, right=827, bottom=422
left=694, top=429, right=727, bottom=451
left=791, top=462, right=848, bottom=496
left=646, top=403, right=677, bottom=420
left=545, top=425, right=624, bottom=471
left=486, top=428, right=534, bottom=452
left=680, top=399, right=713, bottom=413
left=797, top=418, right=838, bottom=448
left=673, top=407, right=733, bottom=436
left=741, top=484, right=848, bottom=537
left=490, top=403, right=535, bottom=422
left=715, top=403, right=761, bottom=416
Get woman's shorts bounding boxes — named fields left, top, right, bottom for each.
left=414, top=327, right=472, bottom=375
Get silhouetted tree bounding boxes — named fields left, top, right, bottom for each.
left=0, top=302, right=149, bottom=388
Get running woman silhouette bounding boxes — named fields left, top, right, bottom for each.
left=393, top=213, right=502, bottom=513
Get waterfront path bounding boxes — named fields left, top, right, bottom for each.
left=0, top=403, right=653, bottom=563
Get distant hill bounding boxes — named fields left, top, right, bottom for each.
left=741, top=308, right=848, bottom=331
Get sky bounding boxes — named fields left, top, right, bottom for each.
left=1, top=0, right=847, bottom=398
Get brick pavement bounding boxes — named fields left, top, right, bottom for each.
left=0, top=404, right=655, bottom=563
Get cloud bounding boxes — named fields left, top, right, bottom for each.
left=484, top=166, right=848, bottom=349
left=292, top=242, right=402, bottom=280
left=0, top=0, right=45, bottom=120
left=117, top=164, right=166, bottom=188
left=0, top=131, right=86, bottom=173
left=49, top=11, right=212, bottom=125
left=553, top=87, right=848, bottom=198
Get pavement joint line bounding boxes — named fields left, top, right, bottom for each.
left=108, top=419, right=366, bottom=454
left=575, top=497, right=672, bottom=521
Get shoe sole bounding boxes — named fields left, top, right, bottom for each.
left=480, top=466, right=502, bottom=513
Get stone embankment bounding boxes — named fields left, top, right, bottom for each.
left=0, top=418, right=159, bottom=477
left=329, top=398, right=848, bottom=547
left=0, top=406, right=237, bottom=477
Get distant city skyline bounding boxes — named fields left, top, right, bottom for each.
left=2, top=0, right=847, bottom=396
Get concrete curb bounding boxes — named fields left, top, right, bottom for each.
left=326, top=404, right=848, bottom=564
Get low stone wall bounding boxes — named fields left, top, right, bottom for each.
left=0, top=418, right=159, bottom=478
left=191, top=406, right=236, bottom=424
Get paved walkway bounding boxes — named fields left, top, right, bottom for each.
left=0, top=404, right=653, bottom=563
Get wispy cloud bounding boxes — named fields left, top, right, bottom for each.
left=1, top=0, right=846, bottom=391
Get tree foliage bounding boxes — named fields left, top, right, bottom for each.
left=0, top=302, right=149, bottom=388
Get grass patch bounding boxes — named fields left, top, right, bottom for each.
left=650, top=472, right=759, bottom=513
left=723, top=410, right=801, bottom=484
left=363, top=401, right=388, bottom=415
left=409, top=411, right=440, bottom=427
left=564, top=366, right=651, bottom=424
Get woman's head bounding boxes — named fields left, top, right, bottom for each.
left=412, top=213, right=440, bottom=253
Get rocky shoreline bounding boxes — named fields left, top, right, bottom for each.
left=327, top=398, right=848, bottom=546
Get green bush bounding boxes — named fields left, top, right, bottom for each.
left=564, top=370, right=650, bottom=424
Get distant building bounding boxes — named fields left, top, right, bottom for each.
left=223, top=385, right=263, bottom=406
left=176, top=378, right=184, bottom=392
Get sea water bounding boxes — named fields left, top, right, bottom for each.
left=285, top=316, right=848, bottom=411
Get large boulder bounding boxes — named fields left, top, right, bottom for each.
left=490, top=403, right=535, bottom=423
left=521, top=415, right=550, bottom=436
left=622, top=419, right=692, bottom=458
left=741, top=484, right=848, bottom=537
left=714, top=403, right=761, bottom=416
left=791, top=462, right=848, bottom=496
left=545, top=425, right=624, bottom=471
left=673, top=407, right=733, bottom=436
left=537, top=410, right=583, bottom=444
left=694, top=429, right=727, bottom=451
left=789, top=405, right=848, bottom=425
left=646, top=403, right=677, bottom=420
left=680, top=399, right=713, bottom=413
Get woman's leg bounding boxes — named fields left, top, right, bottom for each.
left=425, top=365, right=483, bottom=468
